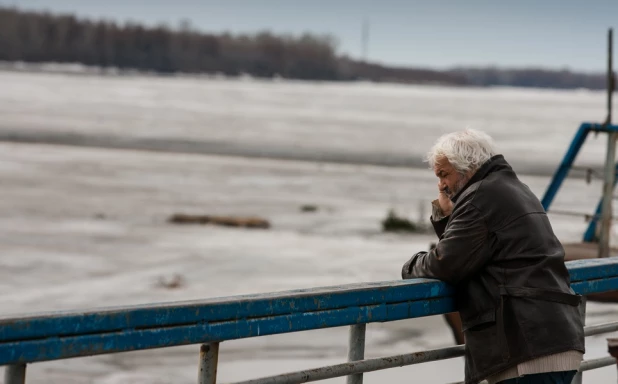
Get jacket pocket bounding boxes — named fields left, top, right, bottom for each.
left=461, top=309, right=496, bottom=332
left=500, top=286, right=581, bottom=306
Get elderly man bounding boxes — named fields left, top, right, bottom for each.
left=402, top=129, right=584, bottom=384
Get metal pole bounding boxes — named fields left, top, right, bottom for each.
left=608, top=338, right=618, bottom=383
left=231, top=345, right=465, bottom=384
left=361, top=19, right=370, bottom=62
left=572, top=298, right=587, bottom=384
left=599, top=131, right=617, bottom=257
left=347, top=324, right=366, bottom=384
left=599, top=28, right=615, bottom=258
left=4, top=364, right=26, bottom=384
left=608, top=28, right=614, bottom=125
left=199, top=342, right=220, bottom=384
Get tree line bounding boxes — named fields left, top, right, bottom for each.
left=451, top=67, right=607, bottom=90
left=0, top=7, right=343, bottom=79
left=0, top=7, right=609, bottom=89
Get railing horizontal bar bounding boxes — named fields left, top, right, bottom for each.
left=2, top=302, right=618, bottom=368
left=2, top=258, right=618, bottom=366
left=450, top=356, right=617, bottom=384
left=546, top=210, right=596, bottom=219
left=0, top=279, right=454, bottom=343
left=568, top=258, right=618, bottom=282
left=584, top=321, right=618, bottom=337
left=3, top=258, right=618, bottom=345
left=571, top=276, right=618, bottom=296
left=227, top=345, right=465, bottom=384
left=583, top=122, right=618, bottom=133
left=0, top=298, right=455, bottom=365
left=580, top=356, right=615, bottom=371
left=230, top=321, right=618, bottom=384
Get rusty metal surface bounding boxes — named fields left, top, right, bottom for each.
left=608, top=337, right=618, bottom=371
left=0, top=297, right=455, bottom=366
left=4, top=364, right=26, bottom=384
left=199, top=343, right=219, bottom=384
left=346, top=324, right=366, bottom=384
left=0, top=278, right=455, bottom=343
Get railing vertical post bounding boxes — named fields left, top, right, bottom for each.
left=4, top=364, right=27, bottom=384
left=199, top=342, right=220, bottom=384
left=572, top=298, right=587, bottom=384
left=608, top=338, right=618, bottom=383
left=347, top=324, right=366, bottom=384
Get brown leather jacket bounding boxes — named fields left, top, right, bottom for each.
left=401, top=155, right=584, bottom=384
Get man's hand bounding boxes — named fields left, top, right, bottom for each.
left=438, top=189, right=454, bottom=217
left=402, top=251, right=427, bottom=279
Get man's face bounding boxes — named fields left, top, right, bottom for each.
left=434, top=157, right=470, bottom=199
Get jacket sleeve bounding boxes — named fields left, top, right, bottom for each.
left=402, top=197, right=491, bottom=285
left=431, top=216, right=449, bottom=238
left=430, top=199, right=449, bottom=237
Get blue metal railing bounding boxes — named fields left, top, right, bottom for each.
left=2, top=257, right=618, bottom=384
left=541, top=123, right=618, bottom=242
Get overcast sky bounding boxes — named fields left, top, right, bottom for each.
left=2, top=0, right=617, bottom=72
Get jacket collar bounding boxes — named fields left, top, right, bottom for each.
left=451, top=155, right=511, bottom=203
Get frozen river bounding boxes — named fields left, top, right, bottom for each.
left=0, top=71, right=616, bottom=383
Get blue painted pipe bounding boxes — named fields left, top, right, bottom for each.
left=540, top=123, right=618, bottom=243
left=583, top=162, right=618, bottom=242
left=541, top=123, right=591, bottom=210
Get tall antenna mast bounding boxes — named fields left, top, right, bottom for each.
left=361, top=19, right=370, bottom=62
left=598, top=28, right=615, bottom=258
left=608, top=28, right=614, bottom=125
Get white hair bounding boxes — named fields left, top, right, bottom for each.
left=426, top=129, right=498, bottom=174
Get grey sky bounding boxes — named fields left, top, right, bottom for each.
left=1, top=0, right=617, bottom=72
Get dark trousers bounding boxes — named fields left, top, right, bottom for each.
left=498, top=371, right=577, bottom=384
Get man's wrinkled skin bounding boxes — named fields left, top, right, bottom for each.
left=433, top=156, right=472, bottom=215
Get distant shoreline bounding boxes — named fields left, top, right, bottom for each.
left=0, top=129, right=590, bottom=179
left=0, top=63, right=605, bottom=95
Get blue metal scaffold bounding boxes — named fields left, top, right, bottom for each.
left=541, top=29, right=616, bottom=258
